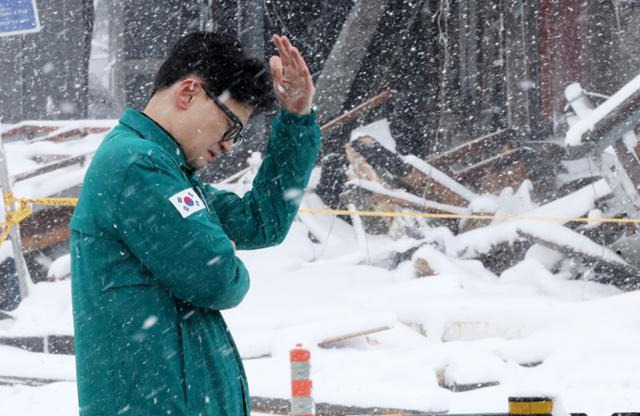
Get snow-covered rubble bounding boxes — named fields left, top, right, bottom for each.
left=1, top=120, right=640, bottom=415
left=565, top=73, right=640, bottom=146
left=1, top=184, right=639, bottom=415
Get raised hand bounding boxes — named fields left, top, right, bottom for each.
left=269, top=34, right=315, bottom=115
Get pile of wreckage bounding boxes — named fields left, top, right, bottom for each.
left=338, top=73, right=640, bottom=291
left=3, top=72, right=640, bottom=306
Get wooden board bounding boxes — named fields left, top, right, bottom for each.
left=250, top=396, right=438, bottom=416
left=426, top=129, right=516, bottom=174
left=14, top=153, right=91, bottom=182
left=19, top=206, right=74, bottom=253
left=317, top=326, right=391, bottom=348
left=517, top=228, right=640, bottom=290
left=587, top=89, right=640, bottom=148
left=453, top=147, right=543, bottom=194
left=347, top=136, right=472, bottom=207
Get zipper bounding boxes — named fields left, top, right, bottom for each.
left=192, top=182, right=211, bottom=214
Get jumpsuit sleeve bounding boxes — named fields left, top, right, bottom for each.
left=201, top=109, right=321, bottom=250
left=114, top=153, right=250, bottom=310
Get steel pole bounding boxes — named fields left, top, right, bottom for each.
left=0, top=122, right=31, bottom=299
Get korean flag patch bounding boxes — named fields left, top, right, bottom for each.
left=169, top=188, right=205, bottom=218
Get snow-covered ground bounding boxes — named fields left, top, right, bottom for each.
left=1, top=195, right=640, bottom=415
left=1, top=126, right=640, bottom=416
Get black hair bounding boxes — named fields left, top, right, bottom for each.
left=152, top=32, right=274, bottom=112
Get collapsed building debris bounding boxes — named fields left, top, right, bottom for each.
left=4, top=73, right=640, bottom=294
left=341, top=74, right=640, bottom=291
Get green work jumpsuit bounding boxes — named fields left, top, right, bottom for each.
left=70, top=108, right=321, bottom=415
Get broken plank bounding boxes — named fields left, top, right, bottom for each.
left=19, top=206, right=74, bottom=253
left=453, top=147, right=543, bottom=194
left=320, top=89, right=397, bottom=135
left=272, top=314, right=396, bottom=351
left=347, top=135, right=473, bottom=206
left=427, top=128, right=516, bottom=174
left=249, top=396, right=436, bottom=416
left=0, top=124, right=59, bottom=142
left=44, top=126, right=109, bottom=143
left=611, top=138, right=640, bottom=212
left=566, top=73, right=640, bottom=148
left=14, top=153, right=91, bottom=182
left=348, top=179, right=469, bottom=215
left=317, top=326, right=391, bottom=348
left=516, top=222, right=639, bottom=290
left=586, top=88, right=640, bottom=151
left=0, top=375, right=66, bottom=387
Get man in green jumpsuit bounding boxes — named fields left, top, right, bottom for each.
left=70, top=32, right=320, bottom=415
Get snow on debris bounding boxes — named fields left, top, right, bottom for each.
left=349, top=118, right=396, bottom=152
left=565, top=72, right=640, bottom=146
left=2, top=193, right=640, bottom=414
left=348, top=178, right=469, bottom=214
left=449, top=179, right=611, bottom=259
left=1, top=129, right=639, bottom=415
left=403, top=154, right=478, bottom=202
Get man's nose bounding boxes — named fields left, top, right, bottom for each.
left=220, top=140, right=234, bottom=153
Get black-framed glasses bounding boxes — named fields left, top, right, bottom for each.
left=202, top=86, right=244, bottom=145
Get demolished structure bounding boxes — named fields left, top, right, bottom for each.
left=341, top=74, right=640, bottom=291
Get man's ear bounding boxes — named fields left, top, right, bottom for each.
left=175, top=79, right=199, bottom=110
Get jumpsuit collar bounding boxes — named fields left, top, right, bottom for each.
left=119, top=108, right=196, bottom=177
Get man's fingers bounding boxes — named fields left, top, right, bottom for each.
left=273, top=35, right=292, bottom=70
left=270, top=33, right=315, bottom=114
left=291, top=47, right=308, bottom=76
left=269, top=56, right=287, bottom=101
left=302, top=66, right=313, bottom=91
left=269, top=55, right=284, bottom=84
left=281, top=36, right=298, bottom=67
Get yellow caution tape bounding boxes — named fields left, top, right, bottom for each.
left=1, top=191, right=639, bottom=245
left=1, top=193, right=76, bottom=243
left=298, top=208, right=640, bottom=224
left=4, top=193, right=78, bottom=207
left=17, top=197, right=78, bottom=206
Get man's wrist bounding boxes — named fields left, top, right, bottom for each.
left=279, top=108, right=317, bottom=125
left=282, top=105, right=312, bottom=116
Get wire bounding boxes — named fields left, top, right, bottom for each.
left=298, top=207, right=640, bottom=224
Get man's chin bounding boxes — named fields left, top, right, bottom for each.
left=186, top=158, right=207, bottom=171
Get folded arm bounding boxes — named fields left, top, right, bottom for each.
left=115, top=154, right=250, bottom=310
